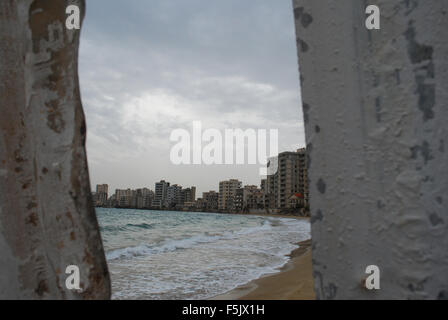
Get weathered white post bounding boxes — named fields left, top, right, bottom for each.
left=0, top=0, right=110, bottom=299
left=293, top=0, right=448, bottom=299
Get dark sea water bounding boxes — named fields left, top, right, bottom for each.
left=96, top=208, right=310, bottom=299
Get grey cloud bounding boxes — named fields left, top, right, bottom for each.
left=80, top=0, right=304, bottom=194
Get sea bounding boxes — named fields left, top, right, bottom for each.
left=96, top=208, right=311, bottom=300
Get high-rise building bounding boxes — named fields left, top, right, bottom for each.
left=106, top=194, right=117, bottom=207
left=191, top=187, right=196, bottom=202
left=95, top=184, right=108, bottom=206
left=234, top=188, right=244, bottom=211
left=115, top=188, right=133, bottom=207
left=234, top=185, right=263, bottom=212
left=265, top=148, right=308, bottom=209
left=218, top=179, right=242, bottom=210
left=167, top=184, right=183, bottom=208
left=182, top=186, right=196, bottom=204
left=266, top=157, right=278, bottom=209
left=195, top=197, right=206, bottom=210
left=260, top=179, right=267, bottom=193
left=243, top=185, right=261, bottom=209
left=154, top=180, right=170, bottom=208
left=260, top=179, right=268, bottom=209
left=136, top=188, right=154, bottom=209
left=202, top=191, right=219, bottom=211
left=144, top=188, right=154, bottom=208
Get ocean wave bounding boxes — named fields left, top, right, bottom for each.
left=106, top=219, right=276, bottom=261
left=100, top=222, right=154, bottom=233
left=126, top=222, right=154, bottom=229
left=100, top=225, right=128, bottom=232
left=106, top=233, right=221, bottom=261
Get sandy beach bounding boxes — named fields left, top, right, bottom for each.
left=211, top=238, right=315, bottom=300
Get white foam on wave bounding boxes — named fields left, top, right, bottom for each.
left=106, top=233, right=221, bottom=261
left=106, top=218, right=278, bottom=261
left=103, top=212, right=311, bottom=300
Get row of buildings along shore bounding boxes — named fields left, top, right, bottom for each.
left=92, top=148, right=309, bottom=215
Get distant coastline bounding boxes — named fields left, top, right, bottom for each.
left=94, top=205, right=310, bottom=218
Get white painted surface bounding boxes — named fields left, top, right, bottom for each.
left=293, top=0, right=448, bottom=299
left=0, top=0, right=110, bottom=299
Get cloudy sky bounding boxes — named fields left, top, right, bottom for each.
left=79, top=0, right=304, bottom=196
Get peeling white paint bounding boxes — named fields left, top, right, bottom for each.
left=0, top=0, right=110, bottom=299
left=293, top=0, right=448, bottom=299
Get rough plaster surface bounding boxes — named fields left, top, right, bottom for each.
left=293, top=0, right=448, bottom=299
left=0, top=0, right=110, bottom=299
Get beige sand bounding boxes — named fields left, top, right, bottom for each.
left=211, top=239, right=315, bottom=300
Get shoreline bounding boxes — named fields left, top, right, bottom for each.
left=237, top=212, right=309, bottom=220
left=210, top=238, right=315, bottom=300
left=96, top=206, right=309, bottom=220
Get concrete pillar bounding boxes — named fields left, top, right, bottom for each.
left=0, top=0, right=110, bottom=299
left=293, top=0, right=448, bottom=299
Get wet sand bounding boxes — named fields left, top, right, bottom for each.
left=211, top=239, right=315, bottom=300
